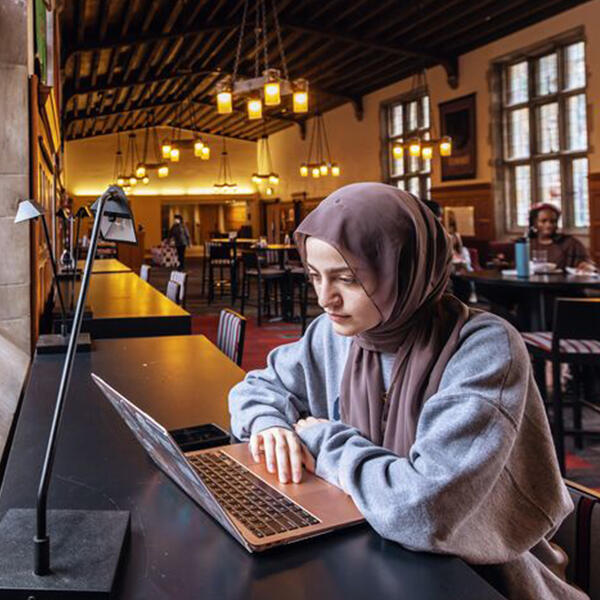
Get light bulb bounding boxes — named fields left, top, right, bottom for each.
left=247, top=98, right=262, bottom=120
left=408, top=138, right=421, bottom=157
left=311, top=167, right=320, bottom=178
left=117, top=176, right=125, bottom=186
left=135, top=164, right=146, bottom=178
left=200, top=145, right=210, bottom=160
left=268, top=174, right=279, bottom=185
left=320, top=163, right=328, bottom=176
left=161, top=141, right=171, bottom=159
left=266, top=186, right=274, bottom=196
left=170, top=147, right=180, bottom=162
left=252, top=175, right=261, bottom=184
left=142, top=176, right=150, bottom=185
left=392, top=145, right=403, bottom=160
left=331, top=163, right=340, bottom=177
left=158, top=165, right=169, bottom=178
left=129, top=176, right=137, bottom=186
left=217, top=91, right=233, bottom=114
left=300, top=164, right=308, bottom=177
left=194, top=140, right=204, bottom=157
left=292, top=78, right=309, bottom=113
left=440, top=136, right=452, bottom=157
left=264, top=82, right=280, bottom=106
left=421, top=145, right=433, bottom=161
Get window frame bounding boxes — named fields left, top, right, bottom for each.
left=380, top=86, right=432, bottom=200
left=493, top=30, right=589, bottom=233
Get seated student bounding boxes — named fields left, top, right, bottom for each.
left=229, top=183, right=586, bottom=600
left=529, top=202, right=595, bottom=272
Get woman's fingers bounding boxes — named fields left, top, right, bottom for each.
left=262, top=431, right=277, bottom=474
left=285, top=432, right=304, bottom=483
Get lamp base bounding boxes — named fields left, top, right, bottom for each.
left=36, top=332, right=92, bottom=354
left=0, top=508, right=130, bottom=599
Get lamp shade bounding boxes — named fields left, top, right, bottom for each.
left=75, top=205, right=93, bottom=219
left=91, top=186, right=137, bottom=245
left=14, top=199, right=44, bottom=223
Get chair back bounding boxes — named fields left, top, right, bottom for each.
left=466, top=247, right=482, bottom=271
left=140, top=264, right=151, bottom=282
left=216, top=309, right=246, bottom=366
left=208, top=241, right=233, bottom=262
left=553, top=480, right=600, bottom=596
left=241, top=250, right=260, bottom=271
left=166, top=280, right=181, bottom=304
left=553, top=298, right=600, bottom=348
left=169, top=271, right=188, bottom=307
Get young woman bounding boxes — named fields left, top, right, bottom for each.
left=529, top=203, right=595, bottom=272
left=228, top=183, right=586, bottom=600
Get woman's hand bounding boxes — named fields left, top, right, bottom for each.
left=576, top=261, right=597, bottom=273
left=249, top=427, right=314, bottom=484
left=294, top=416, right=330, bottom=433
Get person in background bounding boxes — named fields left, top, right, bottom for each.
left=229, top=183, right=585, bottom=600
left=168, top=214, right=191, bottom=271
left=529, top=203, right=595, bottom=272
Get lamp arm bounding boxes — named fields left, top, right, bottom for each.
left=34, top=193, right=107, bottom=576
left=71, top=217, right=83, bottom=310
left=40, top=214, right=67, bottom=336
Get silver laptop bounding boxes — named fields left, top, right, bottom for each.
left=92, top=373, right=364, bottom=552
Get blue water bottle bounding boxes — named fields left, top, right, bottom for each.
left=515, top=237, right=530, bottom=278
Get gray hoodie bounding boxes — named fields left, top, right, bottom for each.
left=228, top=311, right=588, bottom=600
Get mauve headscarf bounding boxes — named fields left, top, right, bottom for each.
left=294, top=183, right=472, bottom=457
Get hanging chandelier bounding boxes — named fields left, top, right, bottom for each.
left=114, top=132, right=147, bottom=192
left=214, top=0, right=309, bottom=119
left=214, top=139, right=237, bottom=192
left=391, top=70, right=452, bottom=161
left=161, top=99, right=211, bottom=162
left=299, top=113, right=340, bottom=178
left=252, top=132, right=279, bottom=196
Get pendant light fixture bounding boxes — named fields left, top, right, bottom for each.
left=390, top=70, right=453, bottom=160
left=299, top=112, right=340, bottom=179
left=214, top=138, right=237, bottom=192
left=252, top=130, right=279, bottom=192
left=161, top=99, right=210, bottom=161
left=214, top=0, right=309, bottom=119
left=112, top=133, right=125, bottom=186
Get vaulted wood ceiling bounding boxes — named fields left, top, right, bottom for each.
left=60, top=0, right=589, bottom=142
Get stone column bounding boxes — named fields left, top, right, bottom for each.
left=0, top=0, right=31, bottom=449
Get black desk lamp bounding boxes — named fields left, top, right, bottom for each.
left=0, top=186, right=137, bottom=598
left=56, top=206, right=74, bottom=272
left=13, top=200, right=91, bottom=354
left=69, top=205, right=93, bottom=309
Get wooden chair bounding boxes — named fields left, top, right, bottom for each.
left=553, top=480, right=600, bottom=596
left=166, top=280, right=181, bottom=304
left=206, top=242, right=235, bottom=304
left=240, top=250, right=286, bottom=326
left=216, top=309, right=247, bottom=366
left=522, top=298, right=600, bottom=474
left=139, top=264, right=151, bottom=282
left=169, top=270, right=188, bottom=308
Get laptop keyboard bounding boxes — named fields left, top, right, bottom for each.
left=189, top=451, right=321, bottom=538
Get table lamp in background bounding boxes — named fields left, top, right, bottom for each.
left=13, top=200, right=91, bottom=354
left=56, top=206, right=74, bottom=272
left=0, top=186, right=137, bottom=598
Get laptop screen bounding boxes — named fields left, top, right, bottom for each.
left=91, top=373, right=247, bottom=548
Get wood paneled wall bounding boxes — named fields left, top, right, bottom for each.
left=589, top=173, right=600, bottom=265
left=430, top=182, right=494, bottom=241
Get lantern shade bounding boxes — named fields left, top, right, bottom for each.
left=200, top=146, right=210, bottom=160
left=194, top=140, right=204, bottom=157
left=158, top=165, right=169, bottom=178
left=421, top=145, right=433, bottom=161
left=135, top=164, right=146, bottom=178
left=217, top=91, right=233, bottom=114
left=169, top=148, right=180, bottom=162
left=319, top=164, right=328, bottom=176
left=311, top=167, right=320, bottom=178
left=247, top=98, right=262, bottom=120
left=392, top=145, right=403, bottom=160
left=264, top=82, right=280, bottom=106
left=161, top=142, right=171, bottom=159
left=292, top=79, right=309, bottom=113
left=331, top=163, right=341, bottom=177
left=440, top=136, right=452, bottom=157
left=299, top=164, right=308, bottom=177
left=116, top=177, right=125, bottom=186
left=408, top=138, right=421, bottom=157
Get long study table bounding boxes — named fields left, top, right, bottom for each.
left=0, top=335, right=505, bottom=599
left=56, top=271, right=191, bottom=338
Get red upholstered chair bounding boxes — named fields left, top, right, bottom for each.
left=216, top=309, right=246, bottom=366
left=466, top=247, right=482, bottom=271
left=522, top=298, right=600, bottom=474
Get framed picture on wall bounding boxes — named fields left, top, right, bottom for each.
left=439, top=93, right=477, bottom=181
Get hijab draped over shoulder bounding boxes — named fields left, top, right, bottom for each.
left=294, top=182, right=472, bottom=456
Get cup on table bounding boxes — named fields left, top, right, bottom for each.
left=531, top=249, right=548, bottom=264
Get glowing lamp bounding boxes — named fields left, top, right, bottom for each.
left=421, top=145, right=433, bottom=161
left=252, top=175, right=261, bottom=184
left=116, top=176, right=125, bottom=186
left=200, top=145, right=210, bottom=160
left=161, top=141, right=171, bottom=159
left=300, top=164, right=308, bottom=177
left=268, top=174, right=279, bottom=185
left=170, top=147, right=180, bottom=162
left=440, top=136, right=452, bottom=157
left=265, top=187, right=274, bottom=196
left=135, top=164, right=146, bottom=178
left=311, top=167, right=320, bottom=178
left=129, top=176, right=137, bottom=186
left=194, top=140, right=204, bottom=157
left=319, top=163, right=328, bottom=176
left=217, top=91, right=233, bottom=114
left=292, top=79, right=309, bottom=113
left=408, top=138, right=421, bottom=157
left=158, top=165, right=169, bottom=178
left=247, top=98, right=262, bottom=120
left=142, top=176, right=150, bottom=185
left=331, top=163, right=340, bottom=177
left=392, top=145, right=403, bottom=160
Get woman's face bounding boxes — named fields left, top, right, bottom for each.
left=305, top=237, right=382, bottom=336
left=535, top=209, right=559, bottom=238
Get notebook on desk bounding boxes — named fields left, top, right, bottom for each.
left=92, top=373, right=364, bottom=552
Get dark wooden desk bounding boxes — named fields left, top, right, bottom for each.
left=0, top=336, right=505, bottom=599
left=76, top=258, right=132, bottom=274
left=453, top=269, right=600, bottom=330
left=57, top=271, right=191, bottom=338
